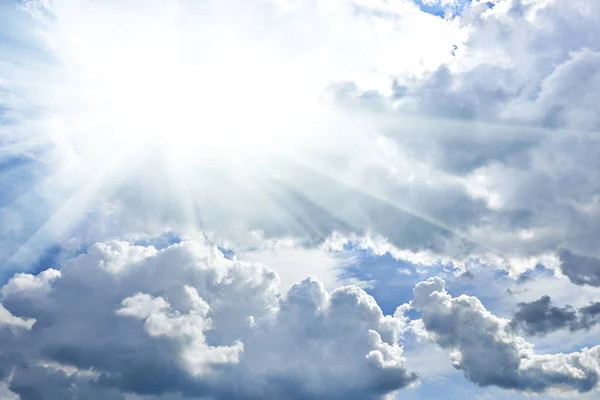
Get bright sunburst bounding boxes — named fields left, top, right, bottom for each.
left=3, top=1, right=600, bottom=399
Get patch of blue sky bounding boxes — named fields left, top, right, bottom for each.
left=403, top=379, right=578, bottom=400
left=0, top=9, right=52, bottom=78
left=411, top=0, right=493, bottom=18
left=218, top=246, right=236, bottom=260
left=0, top=145, right=53, bottom=268
left=1, top=231, right=183, bottom=286
left=336, top=243, right=555, bottom=319
left=336, top=246, right=449, bottom=314
left=516, top=262, right=554, bottom=283
left=401, top=373, right=492, bottom=400
left=1, top=230, right=183, bottom=286
left=337, top=246, right=488, bottom=309
left=25, top=242, right=86, bottom=276
left=412, top=0, right=450, bottom=18
left=0, top=207, right=63, bottom=283
left=133, top=231, right=182, bottom=250
left=0, top=104, right=8, bottom=123
left=0, top=155, right=44, bottom=207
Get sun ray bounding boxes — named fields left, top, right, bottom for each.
left=283, top=150, right=508, bottom=260
left=1, top=141, right=137, bottom=271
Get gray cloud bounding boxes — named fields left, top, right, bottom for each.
left=409, top=277, right=600, bottom=393
left=509, top=295, right=600, bottom=336
left=327, top=0, right=600, bottom=272
left=0, top=239, right=416, bottom=400
left=559, top=250, right=600, bottom=287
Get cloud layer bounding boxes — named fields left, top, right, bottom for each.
left=0, top=239, right=416, bottom=400
left=3, top=0, right=600, bottom=280
left=3, top=239, right=600, bottom=398
left=2, top=0, right=600, bottom=398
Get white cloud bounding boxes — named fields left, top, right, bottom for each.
left=0, top=382, right=19, bottom=400
left=3, top=0, right=600, bottom=397
left=238, top=238, right=342, bottom=292
left=322, top=0, right=600, bottom=277
left=0, top=303, right=35, bottom=330
left=409, top=277, right=600, bottom=394
left=117, top=288, right=244, bottom=375
left=2, top=0, right=600, bottom=275
left=0, top=239, right=416, bottom=399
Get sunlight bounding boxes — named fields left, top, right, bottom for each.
left=0, top=0, right=473, bottom=271
left=23, top=1, right=334, bottom=175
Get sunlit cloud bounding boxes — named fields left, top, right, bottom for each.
left=1, top=0, right=464, bottom=272
left=3, top=1, right=600, bottom=397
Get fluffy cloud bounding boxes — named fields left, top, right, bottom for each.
left=328, top=0, right=600, bottom=276
left=410, top=277, right=600, bottom=393
left=3, top=1, right=600, bottom=397
left=0, top=303, right=35, bottom=331
left=5, top=239, right=600, bottom=398
left=0, top=239, right=416, bottom=400
left=510, top=295, right=600, bottom=336
left=559, top=250, right=600, bottom=287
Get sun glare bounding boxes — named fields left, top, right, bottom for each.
left=37, top=1, right=334, bottom=173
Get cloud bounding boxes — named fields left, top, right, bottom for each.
left=559, top=250, right=600, bottom=287
left=3, top=1, right=600, bottom=396
left=1, top=0, right=467, bottom=272
left=0, top=239, right=416, bottom=399
left=409, top=277, right=600, bottom=393
left=510, top=295, right=600, bottom=336
left=0, top=303, right=35, bottom=331
left=237, top=237, right=344, bottom=292
left=3, top=0, right=600, bottom=280
left=327, top=0, right=600, bottom=275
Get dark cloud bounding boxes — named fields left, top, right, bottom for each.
left=559, top=250, right=600, bottom=287
left=510, top=295, right=600, bottom=336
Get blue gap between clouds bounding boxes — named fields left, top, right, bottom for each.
left=412, top=1, right=495, bottom=18
left=0, top=231, right=183, bottom=286
left=336, top=243, right=554, bottom=318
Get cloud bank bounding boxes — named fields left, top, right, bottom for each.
left=0, top=239, right=416, bottom=400
left=2, top=0, right=600, bottom=398
left=3, top=240, right=600, bottom=398
left=2, top=0, right=600, bottom=280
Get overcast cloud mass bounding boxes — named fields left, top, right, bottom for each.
left=1, top=0, right=600, bottom=399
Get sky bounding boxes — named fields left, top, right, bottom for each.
left=1, top=0, right=600, bottom=399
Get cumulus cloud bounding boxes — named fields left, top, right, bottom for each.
left=559, top=250, right=600, bottom=287
left=0, top=239, right=416, bottom=400
left=3, top=1, right=600, bottom=397
left=510, top=295, right=600, bottom=336
left=332, top=0, right=600, bottom=271
left=409, top=277, right=600, bottom=394
left=0, top=302, right=35, bottom=330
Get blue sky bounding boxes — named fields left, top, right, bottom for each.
left=2, top=0, right=600, bottom=399
left=412, top=0, right=475, bottom=18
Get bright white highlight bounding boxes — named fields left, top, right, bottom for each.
left=31, top=1, right=333, bottom=165
left=0, top=0, right=471, bottom=271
